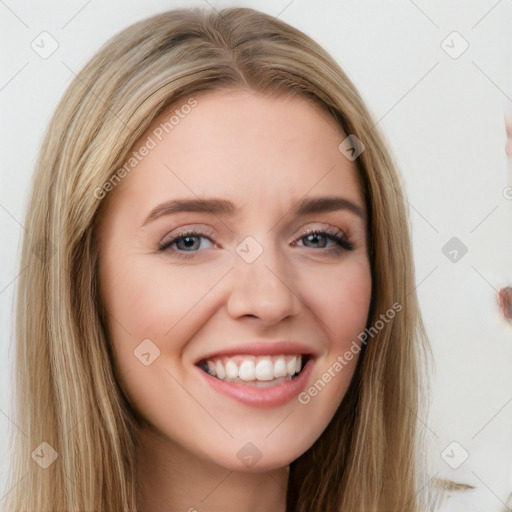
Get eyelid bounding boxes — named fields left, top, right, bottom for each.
left=159, top=222, right=347, bottom=242
left=292, top=222, right=348, bottom=241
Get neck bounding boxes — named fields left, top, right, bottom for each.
left=135, top=423, right=289, bottom=512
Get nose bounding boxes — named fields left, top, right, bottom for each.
left=226, top=243, right=302, bottom=326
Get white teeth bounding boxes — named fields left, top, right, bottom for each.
left=286, top=356, right=297, bottom=376
left=215, top=360, right=225, bottom=380
left=273, top=357, right=288, bottom=378
left=202, top=354, right=305, bottom=383
left=255, top=358, right=274, bottom=381
left=225, top=360, right=239, bottom=379
left=207, top=360, right=216, bottom=376
left=239, top=360, right=256, bottom=381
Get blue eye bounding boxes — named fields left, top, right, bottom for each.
left=159, top=231, right=214, bottom=255
left=297, top=229, right=354, bottom=252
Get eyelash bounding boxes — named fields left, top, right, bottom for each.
left=158, top=226, right=354, bottom=260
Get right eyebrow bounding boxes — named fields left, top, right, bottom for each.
left=291, top=196, right=366, bottom=220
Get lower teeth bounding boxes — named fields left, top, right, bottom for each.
left=234, top=375, right=295, bottom=386
left=201, top=368, right=301, bottom=385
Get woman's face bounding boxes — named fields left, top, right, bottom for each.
left=98, top=89, right=372, bottom=471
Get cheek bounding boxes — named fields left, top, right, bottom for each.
left=99, top=256, right=219, bottom=421
left=295, top=258, right=371, bottom=414
left=102, top=254, right=219, bottom=335
left=301, top=257, right=372, bottom=345
left=100, top=255, right=230, bottom=378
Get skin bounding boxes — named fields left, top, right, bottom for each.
left=97, top=89, right=372, bottom=512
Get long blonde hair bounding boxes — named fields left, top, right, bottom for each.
left=5, top=7, right=432, bottom=511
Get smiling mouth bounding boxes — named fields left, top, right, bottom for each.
left=197, top=354, right=311, bottom=387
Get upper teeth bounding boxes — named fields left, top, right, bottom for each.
left=203, top=354, right=303, bottom=382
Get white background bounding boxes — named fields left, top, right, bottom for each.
left=1, top=1, right=511, bottom=510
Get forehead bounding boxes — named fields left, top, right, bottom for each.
left=108, top=89, right=365, bottom=218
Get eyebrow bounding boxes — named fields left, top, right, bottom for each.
left=142, top=196, right=365, bottom=226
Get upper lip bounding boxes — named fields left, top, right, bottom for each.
left=195, top=340, right=321, bottom=363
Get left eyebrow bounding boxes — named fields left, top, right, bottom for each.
left=291, top=196, right=366, bottom=220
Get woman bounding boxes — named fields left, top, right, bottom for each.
left=5, top=7, right=432, bottom=511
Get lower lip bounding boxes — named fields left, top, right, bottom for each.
left=196, top=359, right=314, bottom=409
